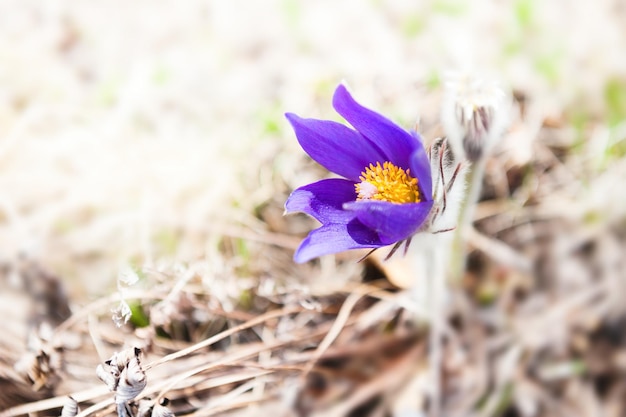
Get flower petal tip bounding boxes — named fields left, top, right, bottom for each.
left=284, top=112, right=297, bottom=124
left=332, top=83, right=353, bottom=110
left=336, top=82, right=352, bottom=95
left=283, top=195, right=295, bottom=215
left=293, top=254, right=308, bottom=264
left=292, top=241, right=312, bottom=264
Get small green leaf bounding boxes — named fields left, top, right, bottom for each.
left=129, top=302, right=150, bottom=328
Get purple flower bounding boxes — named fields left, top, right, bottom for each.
left=285, top=84, right=434, bottom=263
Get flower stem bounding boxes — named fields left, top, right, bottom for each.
left=410, top=236, right=449, bottom=417
left=428, top=245, right=446, bottom=417
left=451, top=156, right=487, bottom=282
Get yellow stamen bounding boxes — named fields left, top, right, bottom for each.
left=355, top=161, right=420, bottom=204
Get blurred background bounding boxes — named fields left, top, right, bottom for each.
left=1, top=1, right=626, bottom=416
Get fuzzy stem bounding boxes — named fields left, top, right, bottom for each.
left=410, top=236, right=448, bottom=417
left=450, top=156, right=487, bottom=282
left=428, top=245, right=446, bottom=417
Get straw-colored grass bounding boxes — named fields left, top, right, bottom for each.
left=1, top=1, right=626, bottom=416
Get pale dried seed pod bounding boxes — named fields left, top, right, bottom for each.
left=125, top=356, right=147, bottom=386
left=152, top=401, right=175, bottom=417
left=96, top=363, right=118, bottom=391
left=106, top=347, right=141, bottom=371
left=60, top=396, right=79, bottom=417
left=137, top=399, right=154, bottom=417
left=115, top=356, right=147, bottom=404
left=100, top=347, right=142, bottom=387
left=116, top=402, right=133, bottom=417
left=97, top=347, right=147, bottom=416
left=138, top=398, right=175, bottom=417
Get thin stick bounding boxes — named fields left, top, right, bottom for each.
left=311, top=341, right=425, bottom=417
left=0, top=386, right=111, bottom=417
left=301, top=289, right=366, bottom=377
left=145, top=306, right=302, bottom=370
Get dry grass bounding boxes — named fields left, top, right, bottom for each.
left=1, top=1, right=626, bottom=416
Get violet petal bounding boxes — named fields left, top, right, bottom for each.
left=343, top=200, right=434, bottom=244
left=332, top=85, right=417, bottom=170
left=285, top=178, right=357, bottom=224
left=409, top=141, right=433, bottom=201
left=294, top=220, right=385, bottom=263
left=285, top=113, right=384, bottom=182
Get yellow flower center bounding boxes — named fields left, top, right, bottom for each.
left=355, top=161, right=420, bottom=204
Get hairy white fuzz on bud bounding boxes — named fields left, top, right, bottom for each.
left=441, top=73, right=510, bottom=162
left=424, top=137, right=469, bottom=233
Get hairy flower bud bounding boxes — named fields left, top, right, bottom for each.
left=441, top=73, right=509, bottom=162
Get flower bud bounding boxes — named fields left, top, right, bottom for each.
left=441, top=73, right=509, bottom=162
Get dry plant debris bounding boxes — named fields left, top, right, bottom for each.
left=1, top=1, right=626, bottom=417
